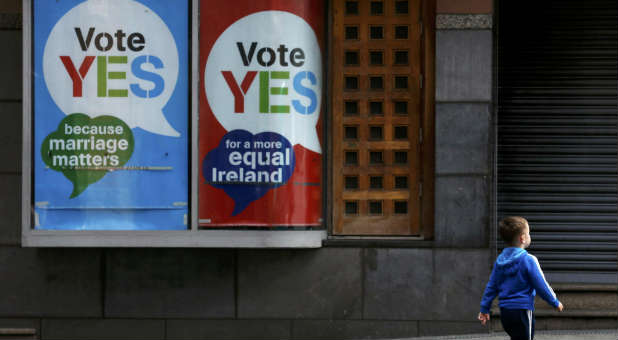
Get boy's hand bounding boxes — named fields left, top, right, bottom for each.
left=556, top=302, right=564, bottom=312
left=477, top=312, right=490, bottom=325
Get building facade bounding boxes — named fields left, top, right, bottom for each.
left=0, top=0, right=615, bottom=339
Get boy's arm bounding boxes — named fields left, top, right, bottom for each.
left=480, top=264, right=499, bottom=314
left=525, top=254, right=560, bottom=308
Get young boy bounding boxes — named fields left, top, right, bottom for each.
left=478, top=216, right=564, bottom=340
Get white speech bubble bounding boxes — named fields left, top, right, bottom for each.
left=205, top=11, right=322, bottom=153
left=43, top=0, right=180, bottom=137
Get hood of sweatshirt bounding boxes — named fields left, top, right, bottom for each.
left=496, top=247, right=527, bottom=276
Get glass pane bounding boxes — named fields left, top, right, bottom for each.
left=369, top=201, right=383, bottom=215
left=345, top=76, right=359, bottom=90
left=395, top=25, right=409, bottom=39
left=345, top=151, right=358, bottom=165
left=395, top=176, right=408, bottom=189
left=394, top=201, right=408, bottom=214
left=370, top=176, right=383, bottom=189
left=394, top=76, right=408, bottom=89
left=370, top=26, right=384, bottom=39
left=394, top=126, right=408, bottom=139
left=345, top=126, right=358, bottom=139
left=345, top=51, right=359, bottom=65
left=395, top=0, right=408, bottom=14
left=370, top=76, right=384, bottom=90
left=370, top=151, right=384, bottom=164
left=370, top=101, right=383, bottom=115
left=394, top=50, right=408, bottom=65
left=394, top=151, right=407, bottom=164
left=346, top=1, right=359, bottom=15
left=345, top=26, right=359, bottom=40
left=370, top=126, right=383, bottom=140
left=394, top=101, right=408, bottom=115
left=345, top=101, right=359, bottom=115
left=345, top=176, right=359, bottom=189
left=370, top=51, right=384, bottom=65
left=370, top=1, right=384, bottom=15
left=345, top=201, right=359, bottom=215
left=32, top=0, right=191, bottom=231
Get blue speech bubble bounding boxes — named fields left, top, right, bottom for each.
left=203, top=130, right=295, bottom=216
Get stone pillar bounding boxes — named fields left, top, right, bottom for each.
left=434, top=0, right=493, bottom=248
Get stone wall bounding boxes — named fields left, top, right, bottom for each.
left=0, top=247, right=491, bottom=338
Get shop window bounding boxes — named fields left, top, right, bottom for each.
left=331, top=0, right=434, bottom=236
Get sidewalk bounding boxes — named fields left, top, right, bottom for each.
left=393, top=329, right=618, bottom=340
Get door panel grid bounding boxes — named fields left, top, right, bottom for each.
left=332, top=0, right=423, bottom=235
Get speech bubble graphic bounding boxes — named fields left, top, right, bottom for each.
left=41, top=113, right=134, bottom=198
left=43, top=0, right=180, bottom=137
left=202, top=130, right=295, bottom=215
left=205, top=11, right=322, bottom=153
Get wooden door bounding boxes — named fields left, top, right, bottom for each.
left=332, top=0, right=424, bottom=235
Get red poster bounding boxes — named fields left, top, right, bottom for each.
left=199, top=0, right=324, bottom=226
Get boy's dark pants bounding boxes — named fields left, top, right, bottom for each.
left=500, top=308, right=535, bottom=340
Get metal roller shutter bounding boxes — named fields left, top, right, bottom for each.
left=497, top=0, right=617, bottom=283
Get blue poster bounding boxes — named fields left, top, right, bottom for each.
left=33, top=0, right=189, bottom=230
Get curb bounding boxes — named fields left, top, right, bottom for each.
left=388, top=329, right=618, bottom=340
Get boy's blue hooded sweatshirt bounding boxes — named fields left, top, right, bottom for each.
left=480, top=247, right=560, bottom=313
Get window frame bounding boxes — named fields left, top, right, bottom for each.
left=20, top=0, right=326, bottom=248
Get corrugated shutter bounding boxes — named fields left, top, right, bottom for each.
left=497, top=0, right=617, bottom=283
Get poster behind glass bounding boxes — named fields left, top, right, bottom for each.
left=33, top=0, right=189, bottom=230
left=199, top=0, right=324, bottom=227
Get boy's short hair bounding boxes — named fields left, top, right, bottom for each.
left=499, top=216, right=528, bottom=245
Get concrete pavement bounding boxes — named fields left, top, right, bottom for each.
left=392, top=329, right=618, bottom=340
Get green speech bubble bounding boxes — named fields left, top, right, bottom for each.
left=41, top=113, right=134, bottom=198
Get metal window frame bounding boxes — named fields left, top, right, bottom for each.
left=21, top=0, right=326, bottom=248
